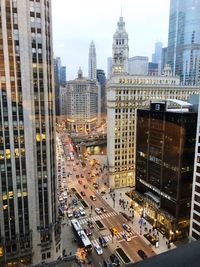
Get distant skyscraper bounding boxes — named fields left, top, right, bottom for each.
left=167, top=0, right=200, bottom=85
left=107, top=57, right=113, bottom=79
left=128, top=56, right=148, bottom=75
left=148, top=62, right=159, bottom=76
left=97, top=69, right=106, bottom=116
left=54, top=57, right=66, bottom=115
left=0, top=0, right=61, bottom=265
left=60, top=66, right=67, bottom=85
left=112, top=16, right=129, bottom=75
left=88, top=40, right=97, bottom=80
left=152, top=42, right=163, bottom=74
left=161, top=47, right=168, bottom=74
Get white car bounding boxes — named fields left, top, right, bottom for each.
left=79, top=207, right=86, bottom=216
left=122, top=232, right=131, bottom=242
left=67, top=210, right=73, bottom=218
left=94, top=244, right=103, bottom=255
left=95, top=208, right=102, bottom=215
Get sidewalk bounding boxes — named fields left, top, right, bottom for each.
left=102, top=187, right=177, bottom=255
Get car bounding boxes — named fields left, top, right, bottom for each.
left=79, top=207, right=86, bottom=216
left=67, top=210, right=73, bottom=218
left=87, top=220, right=94, bottom=229
left=94, top=244, right=103, bottom=255
left=73, top=210, right=80, bottom=218
left=99, top=236, right=108, bottom=247
left=100, top=207, right=107, bottom=213
left=110, top=254, right=120, bottom=266
left=95, top=208, right=102, bottom=215
left=90, top=195, right=97, bottom=201
left=93, top=183, right=98, bottom=189
left=137, top=249, right=148, bottom=260
left=80, top=191, right=86, bottom=196
left=101, top=191, right=106, bottom=195
left=122, top=223, right=131, bottom=232
left=84, top=228, right=92, bottom=236
left=120, top=212, right=132, bottom=221
left=122, top=232, right=131, bottom=242
left=110, top=227, right=118, bottom=236
left=78, top=180, right=82, bottom=184
left=72, top=199, right=78, bottom=205
left=103, top=260, right=112, bottom=267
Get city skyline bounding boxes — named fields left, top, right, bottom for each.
left=52, top=0, right=170, bottom=80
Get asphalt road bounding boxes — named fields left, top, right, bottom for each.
left=63, top=156, right=156, bottom=266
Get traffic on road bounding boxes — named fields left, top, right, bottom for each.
left=56, top=132, right=155, bottom=266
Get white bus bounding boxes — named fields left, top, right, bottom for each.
left=71, top=219, right=92, bottom=252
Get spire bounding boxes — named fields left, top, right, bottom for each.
left=120, top=5, right=123, bottom=17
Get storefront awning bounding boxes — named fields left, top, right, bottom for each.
left=144, top=191, right=160, bottom=205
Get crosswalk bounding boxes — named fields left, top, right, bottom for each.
left=78, top=211, right=118, bottom=225
left=91, top=231, right=137, bottom=246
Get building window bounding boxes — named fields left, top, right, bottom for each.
left=47, top=252, right=51, bottom=258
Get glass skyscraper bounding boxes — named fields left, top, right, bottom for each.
left=167, top=0, right=200, bottom=85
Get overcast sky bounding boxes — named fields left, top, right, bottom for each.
left=52, top=0, right=170, bottom=80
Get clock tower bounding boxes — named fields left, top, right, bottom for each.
left=112, top=15, right=129, bottom=75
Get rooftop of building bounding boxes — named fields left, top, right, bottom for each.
left=33, top=255, right=82, bottom=267
left=127, top=240, right=200, bottom=267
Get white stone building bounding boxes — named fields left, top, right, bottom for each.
left=112, top=16, right=129, bottom=75
left=66, top=68, right=99, bottom=132
left=107, top=74, right=200, bottom=188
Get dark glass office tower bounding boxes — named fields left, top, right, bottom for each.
left=96, top=69, right=106, bottom=116
left=136, top=100, right=197, bottom=240
left=167, top=0, right=200, bottom=85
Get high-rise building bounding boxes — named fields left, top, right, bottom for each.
left=161, top=47, right=168, bottom=74
left=152, top=42, right=163, bottom=74
left=190, top=94, right=200, bottom=241
left=97, top=69, right=106, bottom=116
left=60, top=66, right=67, bottom=85
left=107, top=73, right=199, bottom=188
left=0, top=0, right=61, bottom=265
left=148, top=62, right=158, bottom=76
left=136, top=100, right=197, bottom=241
left=107, top=57, right=113, bottom=80
left=54, top=57, right=66, bottom=115
left=128, top=56, right=148, bottom=75
left=112, top=16, right=129, bottom=75
left=66, top=68, right=99, bottom=132
left=88, top=40, right=97, bottom=81
left=167, top=0, right=200, bottom=85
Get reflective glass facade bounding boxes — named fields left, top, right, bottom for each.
left=136, top=103, right=197, bottom=240
left=167, top=0, right=200, bottom=85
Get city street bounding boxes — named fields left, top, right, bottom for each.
left=57, top=133, right=156, bottom=266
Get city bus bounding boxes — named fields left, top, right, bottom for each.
left=71, top=219, right=92, bottom=252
